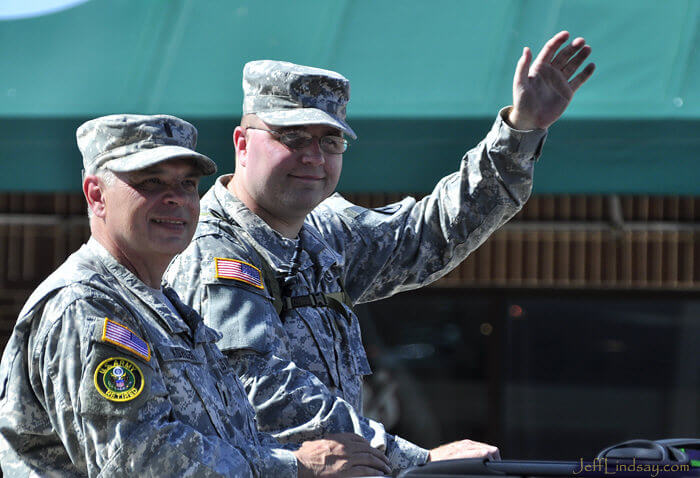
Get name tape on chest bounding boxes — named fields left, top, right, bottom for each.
left=94, top=357, right=145, bottom=402
left=215, top=257, right=264, bottom=289
left=102, top=318, right=151, bottom=361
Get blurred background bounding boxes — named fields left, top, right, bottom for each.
left=1, top=0, right=698, bottom=461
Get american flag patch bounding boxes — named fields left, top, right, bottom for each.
left=215, top=258, right=264, bottom=289
left=102, top=318, right=151, bottom=361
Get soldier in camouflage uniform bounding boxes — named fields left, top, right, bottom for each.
left=166, top=31, right=595, bottom=470
left=0, top=114, right=391, bottom=477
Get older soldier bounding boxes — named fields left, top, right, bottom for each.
left=0, top=115, right=391, bottom=477
left=166, top=31, right=595, bottom=470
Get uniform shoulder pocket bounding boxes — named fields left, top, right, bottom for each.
left=79, top=315, right=160, bottom=417
left=78, top=344, right=156, bottom=418
left=204, top=283, right=278, bottom=355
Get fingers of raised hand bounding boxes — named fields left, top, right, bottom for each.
left=569, top=62, right=596, bottom=92
left=550, top=37, right=586, bottom=69
left=534, top=30, right=570, bottom=67
left=560, top=43, right=592, bottom=79
left=535, top=33, right=595, bottom=91
left=514, top=47, right=532, bottom=86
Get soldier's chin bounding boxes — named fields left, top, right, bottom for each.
left=289, top=193, right=328, bottom=212
left=154, top=235, right=195, bottom=257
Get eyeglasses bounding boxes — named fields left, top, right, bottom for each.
left=245, top=126, right=348, bottom=154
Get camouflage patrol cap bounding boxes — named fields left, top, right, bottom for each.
left=242, top=60, right=357, bottom=139
left=77, top=114, right=217, bottom=176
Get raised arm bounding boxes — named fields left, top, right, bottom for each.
left=314, top=32, right=595, bottom=304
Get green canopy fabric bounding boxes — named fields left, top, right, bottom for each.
left=1, top=0, right=698, bottom=194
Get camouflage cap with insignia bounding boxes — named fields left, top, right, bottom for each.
left=242, top=60, right=357, bottom=139
left=77, top=114, right=217, bottom=176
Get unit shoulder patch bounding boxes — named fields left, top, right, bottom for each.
left=93, top=357, right=145, bottom=402
left=215, top=257, right=264, bottom=289
left=101, top=318, right=151, bottom=361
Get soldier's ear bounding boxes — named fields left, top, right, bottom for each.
left=83, top=175, right=107, bottom=218
left=233, top=126, right=248, bottom=167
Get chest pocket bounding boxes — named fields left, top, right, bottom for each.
left=285, top=304, right=372, bottom=401
left=198, top=341, right=264, bottom=457
left=155, top=336, right=265, bottom=468
left=285, top=308, right=341, bottom=389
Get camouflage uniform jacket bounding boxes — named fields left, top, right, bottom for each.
left=165, top=108, right=547, bottom=470
left=0, top=238, right=297, bottom=477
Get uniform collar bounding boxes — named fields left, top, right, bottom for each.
left=163, top=286, right=220, bottom=344
left=87, top=237, right=191, bottom=335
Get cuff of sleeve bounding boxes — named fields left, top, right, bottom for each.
left=495, top=106, right=548, bottom=160
left=261, top=448, right=298, bottom=478
left=386, top=433, right=430, bottom=470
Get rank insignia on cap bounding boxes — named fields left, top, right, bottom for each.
left=215, top=258, right=264, bottom=289
left=102, top=318, right=151, bottom=361
left=94, top=357, right=145, bottom=402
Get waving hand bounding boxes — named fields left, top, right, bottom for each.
left=508, top=31, right=595, bottom=130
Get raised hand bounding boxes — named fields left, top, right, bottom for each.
left=294, top=433, right=392, bottom=477
left=508, top=31, right=595, bottom=130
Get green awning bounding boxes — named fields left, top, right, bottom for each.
left=1, top=0, right=698, bottom=194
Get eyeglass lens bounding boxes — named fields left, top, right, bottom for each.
left=280, top=131, right=347, bottom=154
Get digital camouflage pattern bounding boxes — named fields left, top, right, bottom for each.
left=77, top=114, right=217, bottom=176
left=242, top=60, right=357, bottom=139
left=165, top=107, right=547, bottom=471
left=0, top=238, right=297, bottom=477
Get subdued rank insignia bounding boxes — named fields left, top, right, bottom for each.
left=215, top=258, right=264, bottom=289
left=102, top=318, right=151, bottom=361
left=343, top=205, right=366, bottom=219
left=94, top=357, right=145, bottom=402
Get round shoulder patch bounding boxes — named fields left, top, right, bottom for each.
left=94, top=357, right=145, bottom=402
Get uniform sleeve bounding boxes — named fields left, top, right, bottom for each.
left=310, top=107, right=547, bottom=303
left=30, top=294, right=291, bottom=478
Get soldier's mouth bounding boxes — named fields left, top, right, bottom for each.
left=152, top=219, right=185, bottom=224
left=289, top=174, right=325, bottom=181
left=151, top=218, right=187, bottom=229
